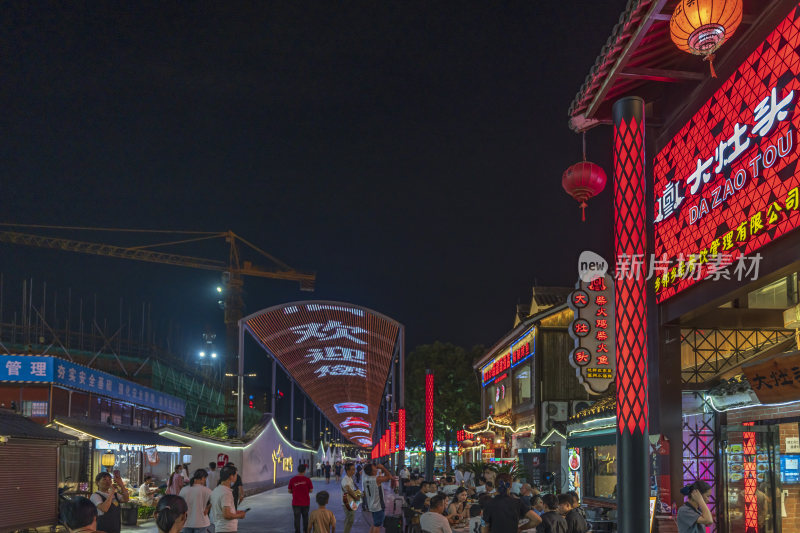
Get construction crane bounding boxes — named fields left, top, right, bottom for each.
left=0, top=224, right=315, bottom=421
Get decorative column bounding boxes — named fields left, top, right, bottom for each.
left=425, top=369, right=435, bottom=480
left=612, top=96, right=650, bottom=531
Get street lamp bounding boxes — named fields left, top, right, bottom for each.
left=211, top=352, right=217, bottom=359
left=199, top=351, right=206, bottom=358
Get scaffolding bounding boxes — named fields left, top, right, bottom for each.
left=0, top=274, right=225, bottom=430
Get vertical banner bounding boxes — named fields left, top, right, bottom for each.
left=613, top=96, right=649, bottom=531
left=398, top=409, right=406, bottom=451
left=568, top=273, right=616, bottom=394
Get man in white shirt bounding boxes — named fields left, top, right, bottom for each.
left=210, top=465, right=247, bottom=532
left=362, top=462, right=395, bottom=533
left=137, top=476, right=158, bottom=506
left=399, top=465, right=410, bottom=481
left=207, top=462, right=220, bottom=489
left=420, top=494, right=457, bottom=533
left=341, top=462, right=360, bottom=533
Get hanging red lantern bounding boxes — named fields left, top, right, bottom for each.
left=670, top=0, right=743, bottom=78
left=562, top=160, right=607, bottom=222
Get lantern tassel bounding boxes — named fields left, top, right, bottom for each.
left=580, top=201, right=587, bottom=222
left=704, top=54, right=717, bottom=78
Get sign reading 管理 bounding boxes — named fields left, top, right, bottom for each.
left=0, top=354, right=185, bottom=416
left=653, top=6, right=800, bottom=302
left=568, top=273, right=615, bottom=395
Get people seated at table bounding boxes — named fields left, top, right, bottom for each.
left=446, top=487, right=469, bottom=520
left=420, top=494, right=460, bottom=533
left=539, top=494, right=567, bottom=533
left=138, top=476, right=160, bottom=506
left=412, top=480, right=438, bottom=511
left=442, top=475, right=459, bottom=495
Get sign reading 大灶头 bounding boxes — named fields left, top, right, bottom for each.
left=568, top=273, right=615, bottom=395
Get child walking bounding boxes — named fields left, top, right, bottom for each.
left=308, top=490, right=336, bottom=533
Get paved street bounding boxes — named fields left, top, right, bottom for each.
left=122, top=476, right=375, bottom=533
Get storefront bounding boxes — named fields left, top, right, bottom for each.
left=468, top=299, right=590, bottom=488
left=52, top=418, right=187, bottom=494
left=567, top=1, right=800, bottom=530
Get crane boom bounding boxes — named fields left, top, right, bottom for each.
left=0, top=230, right=316, bottom=288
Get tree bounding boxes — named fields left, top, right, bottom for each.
left=406, top=342, right=483, bottom=468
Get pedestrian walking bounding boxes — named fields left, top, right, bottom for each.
left=355, top=463, right=362, bottom=485
left=288, top=463, right=314, bottom=533
left=207, top=462, right=220, bottom=489
left=210, top=465, right=248, bottom=533
left=341, top=462, right=361, bottom=533
left=324, top=462, right=332, bottom=484
left=537, top=494, right=567, bottom=533
left=60, top=496, right=99, bottom=533
left=677, top=481, right=713, bottom=533
left=335, top=462, right=342, bottom=483
left=167, top=465, right=185, bottom=495
left=227, top=462, right=243, bottom=509
left=308, top=490, right=336, bottom=533
left=179, top=469, right=213, bottom=533
left=90, top=472, right=129, bottom=533
left=316, top=461, right=322, bottom=478
left=563, top=492, right=588, bottom=533
left=155, top=494, right=188, bottom=533
left=362, top=462, right=396, bottom=533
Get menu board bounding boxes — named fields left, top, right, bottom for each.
left=727, top=444, right=771, bottom=483
left=781, top=455, right=800, bottom=484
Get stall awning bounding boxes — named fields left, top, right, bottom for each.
left=566, top=428, right=616, bottom=448
left=53, top=418, right=186, bottom=447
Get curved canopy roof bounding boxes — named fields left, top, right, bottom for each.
left=243, top=301, right=402, bottom=447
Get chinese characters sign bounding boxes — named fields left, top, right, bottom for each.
left=0, top=354, right=185, bottom=415
left=1, top=355, right=53, bottom=382
left=742, top=350, right=800, bottom=404
left=481, top=328, right=535, bottom=387
left=568, top=274, right=615, bottom=394
left=653, top=6, right=800, bottom=302
left=244, top=301, right=402, bottom=446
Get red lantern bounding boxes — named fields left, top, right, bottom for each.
left=562, top=161, right=607, bottom=222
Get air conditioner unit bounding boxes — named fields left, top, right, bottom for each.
left=541, top=401, right=569, bottom=431
left=571, top=400, right=593, bottom=417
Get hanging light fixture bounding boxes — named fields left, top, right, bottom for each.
left=562, top=133, right=607, bottom=222
left=101, top=450, right=116, bottom=470
left=670, top=0, right=743, bottom=77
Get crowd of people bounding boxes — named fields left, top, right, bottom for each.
left=60, top=461, right=249, bottom=533
left=59, top=458, right=712, bottom=533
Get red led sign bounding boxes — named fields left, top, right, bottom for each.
left=244, top=301, right=401, bottom=446
left=482, top=353, right=510, bottom=384
left=653, top=6, right=800, bottom=302
left=511, top=342, right=530, bottom=365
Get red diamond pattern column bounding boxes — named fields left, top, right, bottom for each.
left=613, top=96, right=649, bottom=531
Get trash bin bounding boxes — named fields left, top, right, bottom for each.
left=121, top=502, right=139, bottom=526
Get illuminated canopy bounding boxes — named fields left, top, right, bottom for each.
left=243, top=301, right=402, bottom=446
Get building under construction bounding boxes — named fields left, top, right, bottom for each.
left=0, top=275, right=226, bottom=431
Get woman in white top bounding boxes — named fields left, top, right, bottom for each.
left=179, top=469, right=212, bottom=533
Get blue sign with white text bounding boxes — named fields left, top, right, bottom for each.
left=781, top=455, right=800, bottom=484
left=0, top=355, right=53, bottom=382
left=0, top=354, right=184, bottom=416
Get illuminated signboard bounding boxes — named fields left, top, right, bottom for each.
left=653, top=6, right=800, bottom=302
left=481, top=328, right=535, bottom=386
left=568, top=274, right=615, bottom=395
left=244, top=301, right=402, bottom=446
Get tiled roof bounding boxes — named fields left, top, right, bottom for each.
left=568, top=0, right=656, bottom=122
left=568, top=392, right=616, bottom=423
left=53, top=417, right=186, bottom=447
left=0, top=410, right=74, bottom=441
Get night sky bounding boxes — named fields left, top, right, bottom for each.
left=2, top=1, right=627, bottom=361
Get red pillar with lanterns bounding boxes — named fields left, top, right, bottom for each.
left=613, top=96, right=649, bottom=531
left=424, top=369, right=435, bottom=480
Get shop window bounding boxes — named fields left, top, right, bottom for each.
left=111, top=402, right=123, bottom=425
left=513, top=362, right=532, bottom=405
left=121, top=404, right=133, bottom=426
left=586, top=445, right=617, bottom=499
left=140, top=408, right=152, bottom=429
left=747, top=273, right=798, bottom=309
left=22, top=400, right=48, bottom=418
left=59, top=440, right=92, bottom=493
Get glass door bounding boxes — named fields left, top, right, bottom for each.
left=720, top=424, right=781, bottom=533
